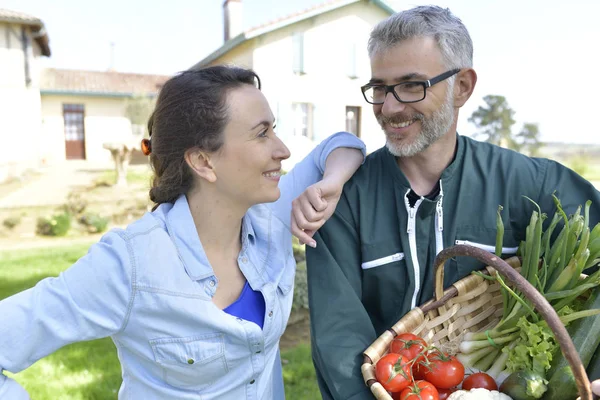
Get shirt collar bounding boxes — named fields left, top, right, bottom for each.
left=165, top=194, right=256, bottom=281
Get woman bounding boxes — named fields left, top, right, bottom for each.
left=0, top=66, right=365, bottom=399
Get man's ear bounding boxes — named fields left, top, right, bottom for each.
left=185, top=148, right=217, bottom=183
left=454, top=68, right=477, bottom=108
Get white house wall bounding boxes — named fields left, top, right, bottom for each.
left=209, top=2, right=389, bottom=169
left=255, top=2, right=388, bottom=167
left=41, top=95, right=133, bottom=164
left=0, top=22, right=44, bottom=182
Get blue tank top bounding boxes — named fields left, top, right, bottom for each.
left=223, top=281, right=266, bottom=329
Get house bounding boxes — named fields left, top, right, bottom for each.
left=193, top=0, right=394, bottom=168
left=40, top=69, right=169, bottom=164
left=0, top=7, right=169, bottom=183
left=0, top=8, right=50, bottom=182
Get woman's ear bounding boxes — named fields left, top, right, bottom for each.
left=185, top=148, right=217, bottom=183
left=454, top=68, right=477, bottom=108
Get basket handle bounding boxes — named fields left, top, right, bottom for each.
left=433, top=244, right=595, bottom=400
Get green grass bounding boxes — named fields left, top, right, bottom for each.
left=282, top=342, right=320, bottom=399
left=0, top=244, right=319, bottom=399
left=96, top=168, right=152, bottom=186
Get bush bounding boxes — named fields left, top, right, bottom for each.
left=36, top=212, right=72, bottom=236
left=79, top=213, right=110, bottom=233
left=2, top=216, right=21, bottom=230
left=293, top=261, right=309, bottom=311
left=62, top=192, right=87, bottom=215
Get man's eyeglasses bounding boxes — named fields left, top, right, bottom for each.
left=361, top=69, right=461, bottom=105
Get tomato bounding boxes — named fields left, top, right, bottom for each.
left=412, top=358, right=429, bottom=380
left=462, top=372, right=498, bottom=391
left=389, top=333, right=428, bottom=364
left=422, top=352, right=465, bottom=389
left=375, top=353, right=413, bottom=393
left=398, top=380, right=439, bottom=400
left=437, top=387, right=457, bottom=400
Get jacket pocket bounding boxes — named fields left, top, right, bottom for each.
left=361, top=252, right=405, bottom=269
left=150, top=333, right=228, bottom=390
left=454, top=239, right=518, bottom=255
left=453, top=227, right=520, bottom=281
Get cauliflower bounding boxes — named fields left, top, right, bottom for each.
left=447, top=388, right=513, bottom=400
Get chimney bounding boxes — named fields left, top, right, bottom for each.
left=223, top=0, right=243, bottom=42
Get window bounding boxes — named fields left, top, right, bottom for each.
left=292, top=33, right=305, bottom=75
left=347, top=42, right=358, bottom=79
left=291, top=102, right=313, bottom=139
left=346, top=106, right=361, bottom=137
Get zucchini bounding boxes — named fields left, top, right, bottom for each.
left=500, top=370, right=547, bottom=400
left=587, top=346, right=600, bottom=382
left=543, top=287, right=600, bottom=400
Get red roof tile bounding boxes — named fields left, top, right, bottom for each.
left=40, top=69, right=170, bottom=96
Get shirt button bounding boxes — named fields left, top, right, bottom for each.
left=209, top=280, right=215, bottom=287
left=250, top=379, right=255, bottom=384
left=241, top=257, right=248, bottom=263
left=268, top=310, right=273, bottom=317
left=187, top=358, right=194, bottom=364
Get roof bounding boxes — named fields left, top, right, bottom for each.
left=0, top=8, right=51, bottom=56
left=40, top=69, right=171, bottom=97
left=192, top=0, right=394, bottom=68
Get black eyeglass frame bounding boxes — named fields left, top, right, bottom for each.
left=360, top=68, right=461, bottom=105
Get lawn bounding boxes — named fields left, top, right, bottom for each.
left=0, top=244, right=320, bottom=399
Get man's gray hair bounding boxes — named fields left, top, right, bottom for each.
left=368, top=6, right=473, bottom=69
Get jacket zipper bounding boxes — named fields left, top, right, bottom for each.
left=404, top=191, right=423, bottom=309
left=454, top=239, right=519, bottom=254
left=361, top=252, right=405, bottom=269
left=434, top=182, right=444, bottom=256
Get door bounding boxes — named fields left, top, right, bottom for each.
left=63, top=104, right=86, bottom=160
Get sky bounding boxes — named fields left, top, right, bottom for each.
left=3, top=0, right=599, bottom=144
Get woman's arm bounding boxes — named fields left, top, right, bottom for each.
left=290, top=148, right=363, bottom=247
left=267, top=131, right=365, bottom=246
left=0, top=231, right=132, bottom=397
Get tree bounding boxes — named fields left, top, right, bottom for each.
left=468, top=95, right=517, bottom=149
left=104, top=95, right=155, bottom=187
left=516, top=122, right=542, bottom=156
left=125, top=94, right=155, bottom=136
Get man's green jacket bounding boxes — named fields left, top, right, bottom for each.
left=306, top=135, right=600, bottom=400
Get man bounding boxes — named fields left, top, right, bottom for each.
left=305, top=5, right=600, bottom=400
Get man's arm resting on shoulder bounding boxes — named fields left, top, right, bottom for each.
left=306, top=195, right=377, bottom=400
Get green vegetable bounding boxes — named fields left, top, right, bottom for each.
left=542, top=366, right=576, bottom=400
left=587, top=346, right=600, bottom=382
left=499, top=369, right=547, bottom=400
left=543, top=286, right=600, bottom=400
left=504, top=317, right=558, bottom=376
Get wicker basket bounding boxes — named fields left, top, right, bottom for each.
left=361, top=244, right=596, bottom=400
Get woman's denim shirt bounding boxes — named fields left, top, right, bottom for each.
left=0, top=132, right=365, bottom=399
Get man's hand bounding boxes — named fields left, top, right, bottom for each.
left=290, top=178, right=343, bottom=247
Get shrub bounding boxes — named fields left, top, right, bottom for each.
left=36, top=212, right=72, bottom=236
left=292, top=261, right=309, bottom=311
left=62, top=192, right=87, bottom=215
left=2, top=216, right=21, bottom=230
left=79, top=213, right=110, bottom=233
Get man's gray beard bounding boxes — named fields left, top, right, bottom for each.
left=382, top=89, right=455, bottom=158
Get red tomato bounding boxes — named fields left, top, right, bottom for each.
left=389, top=333, right=428, bottom=364
left=423, top=352, right=465, bottom=389
left=437, top=387, right=457, bottom=400
left=412, top=358, right=429, bottom=380
left=462, top=372, right=498, bottom=391
left=398, top=380, right=439, bottom=400
left=375, top=353, right=413, bottom=393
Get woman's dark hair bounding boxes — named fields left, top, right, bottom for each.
left=147, top=65, right=261, bottom=210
